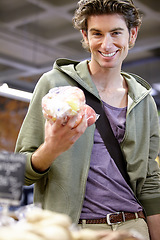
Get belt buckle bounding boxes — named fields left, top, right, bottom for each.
left=106, top=212, right=125, bottom=225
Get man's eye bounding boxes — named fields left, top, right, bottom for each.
left=93, top=32, right=102, bottom=36
left=113, top=31, right=121, bottom=35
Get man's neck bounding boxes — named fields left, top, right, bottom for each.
left=88, top=61, right=123, bottom=90
left=87, top=62, right=128, bottom=108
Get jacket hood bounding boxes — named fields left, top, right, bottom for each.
left=53, top=58, right=152, bottom=104
left=54, top=58, right=100, bottom=99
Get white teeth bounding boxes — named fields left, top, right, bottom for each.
left=101, top=51, right=116, bottom=57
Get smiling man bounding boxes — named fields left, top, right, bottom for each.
left=81, top=13, right=137, bottom=108
left=15, top=1, right=160, bottom=240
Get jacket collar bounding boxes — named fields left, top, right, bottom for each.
left=54, top=58, right=152, bottom=105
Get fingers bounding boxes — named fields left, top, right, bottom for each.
left=45, top=114, right=88, bottom=151
left=54, top=114, right=88, bottom=144
left=68, top=114, right=88, bottom=143
left=66, top=115, right=80, bottom=129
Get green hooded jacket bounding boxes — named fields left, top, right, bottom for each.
left=15, top=59, right=160, bottom=223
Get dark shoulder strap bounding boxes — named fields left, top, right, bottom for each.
left=83, top=88, right=131, bottom=187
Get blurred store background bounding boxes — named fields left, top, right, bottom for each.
left=0, top=0, right=160, bottom=205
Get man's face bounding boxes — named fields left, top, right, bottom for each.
left=82, top=14, right=137, bottom=71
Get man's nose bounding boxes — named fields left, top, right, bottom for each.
left=101, top=34, right=112, bottom=50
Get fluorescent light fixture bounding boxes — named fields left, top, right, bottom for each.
left=151, top=88, right=158, bottom=96
left=0, top=83, right=32, bottom=102
left=153, top=83, right=160, bottom=92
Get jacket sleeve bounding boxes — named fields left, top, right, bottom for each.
left=15, top=74, right=53, bottom=185
left=139, top=96, right=160, bottom=216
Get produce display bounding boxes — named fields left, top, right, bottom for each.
left=0, top=206, right=143, bottom=240
left=42, top=86, right=97, bottom=127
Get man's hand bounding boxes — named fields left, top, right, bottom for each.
left=147, top=214, right=160, bottom=240
left=31, top=114, right=88, bottom=172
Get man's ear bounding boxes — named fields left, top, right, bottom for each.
left=129, top=27, right=138, bottom=49
left=81, top=30, right=89, bottom=44
left=81, top=30, right=90, bottom=52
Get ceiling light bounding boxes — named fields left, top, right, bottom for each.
left=0, top=83, right=32, bottom=102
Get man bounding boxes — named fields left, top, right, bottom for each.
left=15, top=0, right=160, bottom=239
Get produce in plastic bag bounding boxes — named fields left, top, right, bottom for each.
left=42, top=86, right=97, bottom=127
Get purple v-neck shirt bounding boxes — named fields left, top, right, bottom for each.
left=80, top=102, right=142, bottom=219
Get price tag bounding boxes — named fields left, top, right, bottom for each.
left=0, top=151, right=26, bottom=205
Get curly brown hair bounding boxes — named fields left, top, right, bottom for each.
left=73, top=0, right=142, bottom=50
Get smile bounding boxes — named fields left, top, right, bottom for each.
left=99, top=50, right=117, bottom=57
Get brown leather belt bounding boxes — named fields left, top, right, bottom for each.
left=78, top=211, right=145, bottom=225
